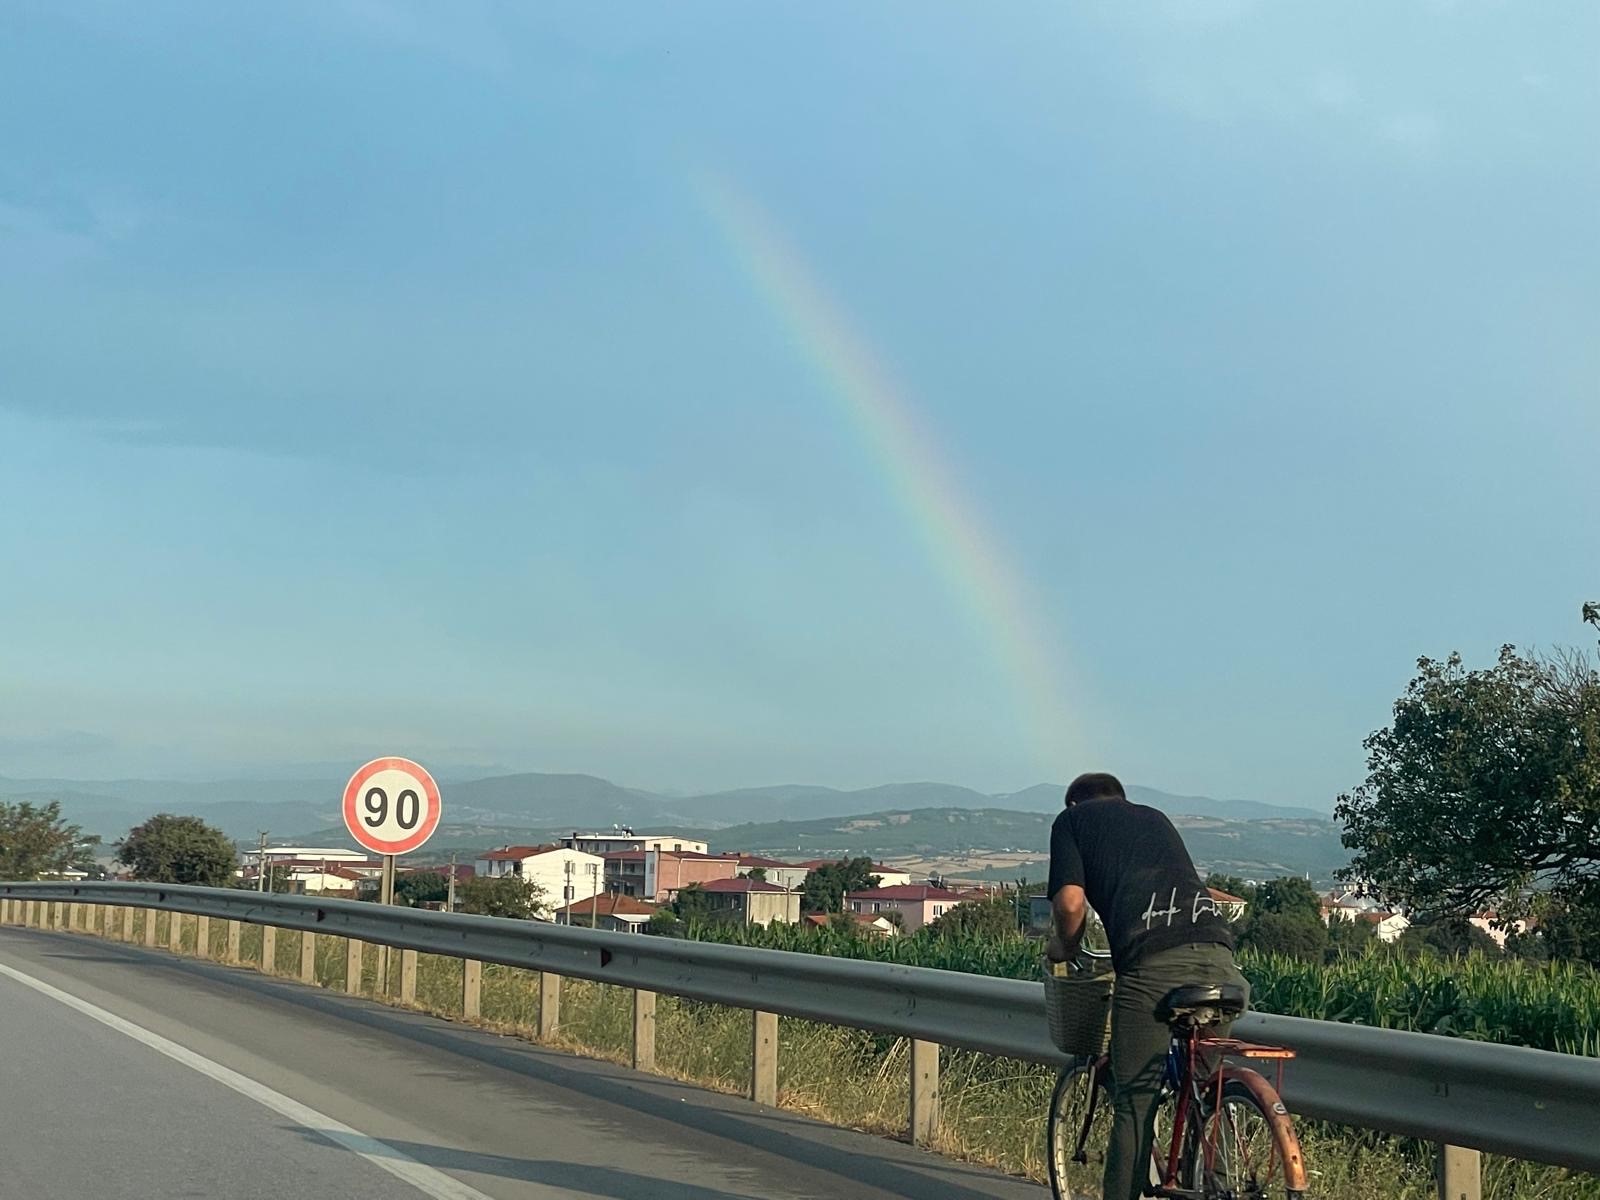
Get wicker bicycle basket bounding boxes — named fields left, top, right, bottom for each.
left=1043, top=967, right=1114, bottom=1057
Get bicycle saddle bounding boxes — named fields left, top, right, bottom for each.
left=1156, top=983, right=1247, bottom=1026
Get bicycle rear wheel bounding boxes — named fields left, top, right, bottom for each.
left=1047, top=1064, right=1109, bottom=1200
left=1184, top=1076, right=1307, bottom=1200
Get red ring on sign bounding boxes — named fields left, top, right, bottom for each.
left=341, top=757, right=442, bottom=855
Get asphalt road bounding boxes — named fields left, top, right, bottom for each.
left=0, top=925, right=1047, bottom=1200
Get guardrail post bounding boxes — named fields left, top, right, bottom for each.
left=70, top=902, right=83, bottom=930
left=0, top=897, right=10, bottom=923
left=300, top=931, right=316, bottom=983
left=538, top=972, right=561, bottom=1039
left=169, top=911, right=184, bottom=952
left=632, top=989, right=656, bottom=1072
left=345, top=938, right=363, bottom=995
left=121, top=905, right=134, bottom=941
left=751, top=1010, right=778, bottom=1106
left=226, top=919, right=241, bottom=964
left=50, top=901, right=62, bottom=929
left=261, top=926, right=276, bottom=975
left=195, top=915, right=210, bottom=958
left=1437, top=1144, right=1482, bottom=1200
left=462, top=959, right=482, bottom=1018
left=911, top=1039, right=941, bottom=1146
left=143, top=909, right=159, bottom=947
left=400, top=949, right=417, bottom=1004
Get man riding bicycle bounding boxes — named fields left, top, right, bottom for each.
left=1045, top=772, right=1250, bottom=1200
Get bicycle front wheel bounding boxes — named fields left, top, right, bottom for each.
left=1184, top=1075, right=1308, bottom=1200
left=1046, top=1063, right=1110, bottom=1200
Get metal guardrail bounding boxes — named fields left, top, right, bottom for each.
left=4, top=881, right=1599, bottom=1177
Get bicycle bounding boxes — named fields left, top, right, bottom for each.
left=1046, top=951, right=1309, bottom=1200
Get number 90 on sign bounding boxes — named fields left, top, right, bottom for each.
left=341, top=758, right=441, bottom=855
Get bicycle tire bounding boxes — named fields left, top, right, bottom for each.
left=1047, top=1063, right=1172, bottom=1200
left=1047, top=1064, right=1109, bottom=1200
left=1181, top=1074, right=1308, bottom=1200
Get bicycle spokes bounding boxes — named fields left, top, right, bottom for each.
left=1201, top=1092, right=1280, bottom=1199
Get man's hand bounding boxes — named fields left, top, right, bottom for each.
left=1044, top=932, right=1070, bottom=963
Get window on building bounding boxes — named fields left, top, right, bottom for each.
left=872, top=902, right=881, bottom=913
left=933, top=905, right=944, bottom=916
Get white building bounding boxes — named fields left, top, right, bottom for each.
left=562, top=829, right=708, bottom=856
left=474, top=845, right=606, bottom=914
left=735, top=855, right=811, bottom=891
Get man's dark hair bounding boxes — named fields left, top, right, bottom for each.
left=1064, top=772, right=1126, bottom=808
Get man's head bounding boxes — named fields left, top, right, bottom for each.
left=1064, top=772, right=1126, bottom=808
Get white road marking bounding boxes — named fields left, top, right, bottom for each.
left=0, top=960, right=497, bottom=1200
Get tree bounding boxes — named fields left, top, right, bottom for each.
left=1238, top=875, right=1327, bottom=962
left=744, top=866, right=767, bottom=882
left=1240, top=909, right=1328, bottom=961
left=1335, top=629, right=1600, bottom=952
left=646, top=909, right=686, bottom=937
left=1325, top=914, right=1377, bottom=959
left=0, top=800, right=90, bottom=880
left=118, top=814, right=236, bottom=886
left=672, top=882, right=711, bottom=922
left=801, top=857, right=881, bottom=914
left=927, top=895, right=1020, bottom=940
left=458, top=875, right=545, bottom=919
left=395, top=871, right=450, bottom=907
left=1399, top=917, right=1501, bottom=958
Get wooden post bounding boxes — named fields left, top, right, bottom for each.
left=1437, top=1144, right=1482, bottom=1200
left=399, top=949, right=418, bottom=1004
left=632, top=989, right=657, bottom=1072
left=122, top=905, right=134, bottom=941
left=751, top=1010, right=778, bottom=1106
left=195, top=915, right=210, bottom=958
left=50, top=901, right=62, bottom=929
left=169, top=912, right=184, bottom=952
left=70, top=902, right=84, bottom=931
left=538, top=972, right=561, bottom=1039
left=300, top=931, right=316, bottom=984
left=910, top=1039, right=941, bottom=1146
left=345, top=938, right=363, bottom=995
left=143, top=910, right=159, bottom=947
left=226, top=919, right=241, bottom=964
left=261, top=926, right=277, bottom=975
left=462, top=959, right=482, bottom=1018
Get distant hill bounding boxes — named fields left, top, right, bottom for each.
left=10, top=768, right=1328, bottom=850
left=699, top=806, right=1349, bottom=886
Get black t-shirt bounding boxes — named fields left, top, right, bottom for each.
left=1047, top=797, right=1234, bottom=973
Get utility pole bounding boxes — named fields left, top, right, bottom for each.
left=256, top=831, right=269, bottom=893
left=447, top=851, right=458, bottom=912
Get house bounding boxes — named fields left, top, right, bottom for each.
left=1359, top=911, right=1410, bottom=943
left=1206, top=888, right=1248, bottom=921
left=1468, top=911, right=1527, bottom=950
left=601, top=850, right=648, bottom=896
left=291, top=865, right=364, bottom=895
left=695, top=878, right=800, bottom=927
left=845, top=884, right=965, bottom=933
left=734, top=855, right=811, bottom=891
left=562, top=829, right=709, bottom=856
left=643, top=849, right=740, bottom=902
left=552, top=892, right=661, bottom=932
left=804, top=912, right=898, bottom=937
left=473, top=845, right=606, bottom=913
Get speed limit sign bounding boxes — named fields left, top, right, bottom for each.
left=342, top=757, right=442, bottom=856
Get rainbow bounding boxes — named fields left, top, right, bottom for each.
left=694, top=172, right=1081, bottom=778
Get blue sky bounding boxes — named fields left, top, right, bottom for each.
left=2, top=2, right=1596, bottom=806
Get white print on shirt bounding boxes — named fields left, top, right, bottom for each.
left=1142, top=888, right=1180, bottom=929
left=1143, top=889, right=1220, bottom=930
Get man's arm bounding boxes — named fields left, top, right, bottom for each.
left=1047, top=883, right=1087, bottom=962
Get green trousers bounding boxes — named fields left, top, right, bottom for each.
left=1103, top=942, right=1249, bottom=1200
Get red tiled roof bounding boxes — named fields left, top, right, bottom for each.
left=1206, top=888, right=1246, bottom=903
left=736, top=854, right=797, bottom=869
left=552, top=893, right=661, bottom=918
left=699, top=877, right=787, bottom=894
left=1359, top=911, right=1397, bottom=923
left=479, top=845, right=552, bottom=861
left=846, top=885, right=963, bottom=902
